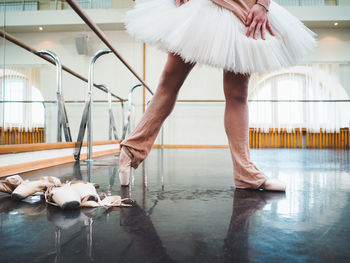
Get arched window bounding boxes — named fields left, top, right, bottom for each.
left=249, top=64, right=350, bottom=132
left=1, top=67, right=44, bottom=129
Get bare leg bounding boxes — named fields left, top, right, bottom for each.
left=119, top=53, right=195, bottom=185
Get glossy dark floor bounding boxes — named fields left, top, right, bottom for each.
left=1, top=149, right=350, bottom=263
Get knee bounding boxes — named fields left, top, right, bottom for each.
left=225, top=89, right=248, bottom=104
left=223, top=82, right=249, bottom=103
left=223, top=71, right=250, bottom=103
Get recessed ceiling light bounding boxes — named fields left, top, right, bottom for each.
left=334, top=22, right=339, bottom=26
left=39, top=27, right=43, bottom=31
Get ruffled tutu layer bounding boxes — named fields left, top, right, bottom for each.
left=125, top=0, right=317, bottom=74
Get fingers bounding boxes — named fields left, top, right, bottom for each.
left=266, top=18, right=275, bottom=36
left=246, top=5, right=276, bottom=40
left=254, top=23, right=262, bottom=40
left=246, top=18, right=274, bottom=40
left=261, top=22, right=266, bottom=40
left=245, top=11, right=253, bottom=26
left=246, top=21, right=256, bottom=38
left=177, top=0, right=190, bottom=6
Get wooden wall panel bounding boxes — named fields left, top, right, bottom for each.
left=0, top=127, right=45, bottom=145
left=249, top=128, right=349, bottom=149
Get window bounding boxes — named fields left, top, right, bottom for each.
left=1, top=68, right=45, bottom=128
left=31, top=86, right=45, bottom=127
left=249, top=65, right=350, bottom=132
left=4, top=78, right=25, bottom=126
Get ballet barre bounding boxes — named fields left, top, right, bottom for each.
left=122, top=84, right=143, bottom=140
left=96, top=84, right=120, bottom=141
left=38, top=50, right=72, bottom=143
left=74, top=49, right=112, bottom=162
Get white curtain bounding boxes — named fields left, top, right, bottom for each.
left=248, top=63, right=350, bottom=133
left=0, top=66, right=43, bottom=131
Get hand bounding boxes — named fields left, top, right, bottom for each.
left=245, top=3, right=274, bottom=40
left=176, top=0, right=190, bottom=7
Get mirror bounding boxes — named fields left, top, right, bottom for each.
left=0, top=0, right=144, bottom=148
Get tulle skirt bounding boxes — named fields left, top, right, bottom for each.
left=125, top=0, right=318, bottom=74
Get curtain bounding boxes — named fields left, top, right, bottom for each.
left=0, top=66, right=43, bottom=131
left=248, top=63, right=350, bottom=133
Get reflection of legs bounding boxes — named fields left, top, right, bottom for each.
left=120, top=188, right=174, bottom=262
left=223, top=70, right=267, bottom=189
left=224, top=190, right=286, bottom=261
left=223, top=190, right=265, bottom=262
left=119, top=53, right=195, bottom=185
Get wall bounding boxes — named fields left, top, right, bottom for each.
left=1, top=20, right=350, bottom=145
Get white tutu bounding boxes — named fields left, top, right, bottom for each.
left=125, top=0, right=318, bottom=74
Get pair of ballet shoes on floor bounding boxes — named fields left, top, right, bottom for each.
left=0, top=175, right=134, bottom=210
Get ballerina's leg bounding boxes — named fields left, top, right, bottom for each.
left=120, top=53, right=195, bottom=171
left=223, top=70, right=268, bottom=189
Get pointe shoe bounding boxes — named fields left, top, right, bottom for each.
left=259, top=179, right=286, bottom=192
left=11, top=176, right=61, bottom=201
left=0, top=175, right=24, bottom=194
left=45, top=184, right=81, bottom=210
left=70, top=182, right=99, bottom=202
left=118, top=148, right=132, bottom=187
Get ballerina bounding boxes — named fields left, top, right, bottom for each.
left=118, top=0, right=317, bottom=191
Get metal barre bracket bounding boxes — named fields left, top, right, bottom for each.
left=74, top=49, right=112, bottom=161
left=121, top=84, right=143, bottom=140
left=38, top=50, right=72, bottom=143
left=97, top=84, right=119, bottom=141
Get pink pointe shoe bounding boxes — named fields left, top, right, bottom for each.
left=0, top=175, right=24, bottom=194
left=11, top=176, right=61, bottom=200
left=45, top=184, right=81, bottom=210
left=259, top=178, right=286, bottom=192
left=118, top=147, right=132, bottom=187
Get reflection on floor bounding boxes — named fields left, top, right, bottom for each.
left=0, top=149, right=350, bottom=263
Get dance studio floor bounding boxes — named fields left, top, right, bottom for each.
left=1, top=148, right=350, bottom=263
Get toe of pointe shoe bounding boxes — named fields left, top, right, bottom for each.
left=11, top=192, right=26, bottom=201
left=118, top=168, right=131, bottom=187
left=119, top=148, right=132, bottom=187
left=260, top=179, right=286, bottom=192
